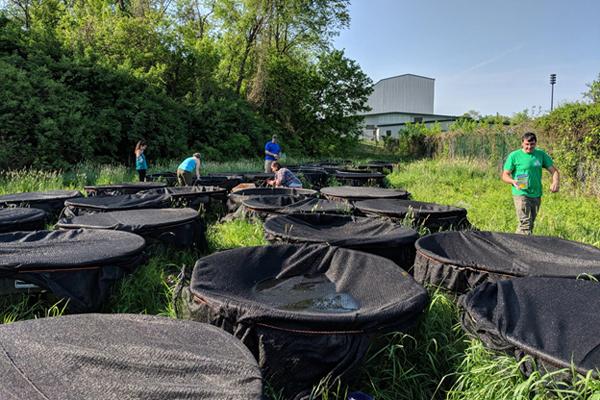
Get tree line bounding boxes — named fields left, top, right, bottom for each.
left=0, top=0, right=372, bottom=170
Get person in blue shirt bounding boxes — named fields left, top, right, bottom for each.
left=177, top=153, right=201, bottom=186
left=134, top=140, right=148, bottom=182
left=266, top=162, right=302, bottom=188
left=264, top=135, right=281, bottom=173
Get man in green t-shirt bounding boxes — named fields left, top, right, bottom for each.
left=502, top=132, right=560, bottom=235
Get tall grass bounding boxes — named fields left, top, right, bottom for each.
left=0, top=294, right=68, bottom=324
left=0, top=163, right=137, bottom=194
left=447, top=340, right=600, bottom=400
left=105, top=246, right=199, bottom=317
left=206, top=219, right=267, bottom=251
left=153, top=157, right=321, bottom=175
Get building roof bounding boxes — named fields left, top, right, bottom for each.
left=362, top=111, right=457, bottom=119
left=374, top=74, right=435, bottom=86
left=375, top=119, right=458, bottom=128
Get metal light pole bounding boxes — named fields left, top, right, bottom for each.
left=550, top=74, right=557, bottom=111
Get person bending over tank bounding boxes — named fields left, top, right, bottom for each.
left=177, top=153, right=201, bottom=186
left=267, top=162, right=302, bottom=188
left=501, top=132, right=559, bottom=235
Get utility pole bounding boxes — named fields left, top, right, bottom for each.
left=550, top=74, right=557, bottom=111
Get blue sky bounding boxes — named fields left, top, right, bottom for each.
left=333, top=0, right=600, bottom=116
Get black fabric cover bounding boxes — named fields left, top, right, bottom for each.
left=0, top=229, right=145, bottom=311
left=332, top=171, right=386, bottom=187
left=57, top=208, right=205, bottom=249
left=312, top=160, right=352, bottom=167
left=216, top=172, right=273, bottom=184
left=145, top=171, right=178, bottom=186
left=282, top=198, right=354, bottom=215
left=414, top=231, right=600, bottom=293
left=62, top=192, right=172, bottom=217
left=143, top=186, right=228, bottom=208
left=321, top=186, right=410, bottom=201
left=355, top=199, right=470, bottom=230
left=355, top=162, right=394, bottom=173
left=264, top=214, right=419, bottom=267
left=241, top=172, right=275, bottom=184
left=176, top=244, right=428, bottom=399
left=164, top=186, right=227, bottom=206
left=460, top=277, right=600, bottom=377
left=194, top=175, right=244, bottom=191
left=84, top=182, right=167, bottom=196
left=242, top=195, right=310, bottom=212
left=288, top=166, right=329, bottom=188
left=321, top=165, right=350, bottom=174
left=228, top=187, right=317, bottom=213
left=0, top=313, right=263, bottom=400
left=237, top=195, right=311, bottom=220
left=0, top=190, right=82, bottom=216
left=0, top=208, right=47, bottom=232
left=334, top=168, right=373, bottom=173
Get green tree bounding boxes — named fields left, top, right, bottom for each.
left=583, top=73, right=600, bottom=104
left=259, top=49, right=371, bottom=156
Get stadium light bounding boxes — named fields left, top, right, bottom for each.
left=550, top=74, right=557, bottom=111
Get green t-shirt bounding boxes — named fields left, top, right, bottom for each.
left=503, top=148, right=554, bottom=198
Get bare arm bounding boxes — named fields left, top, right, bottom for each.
left=501, top=170, right=517, bottom=188
left=547, top=166, right=560, bottom=192
left=195, top=159, right=201, bottom=178
left=265, top=150, right=280, bottom=159
left=274, top=170, right=283, bottom=186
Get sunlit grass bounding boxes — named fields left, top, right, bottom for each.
left=207, top=218, right=267, bottom=251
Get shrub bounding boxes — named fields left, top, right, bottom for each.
left=536, top=102, right=600, bottom=195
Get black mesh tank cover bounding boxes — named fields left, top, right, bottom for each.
left=320, top=186, right=410, bottom=201
left=0, top=314, right=263, bottom=400
left=461, top=277, right=600, bottom=377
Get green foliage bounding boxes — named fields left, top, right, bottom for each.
left=396, top=122, right=435, bottom=158
left=510, top=107, right=542, bottom=125
left=259, top=50, right=372, bottom=157
left=106, top=247, right=197, bottom=316
left=583, top=73, right=600, bottom=104
left=433, top=129, right=521, bottom=162
left=449, top=117, right=479, bottom=134
left=0, top=0, right=370, bottom=169
left=0, top=16, right=192, bottom=169
left=207, top=219, right=266, bottom=251
left=190, top=95, right=274, bottom=160
left=536, top=101, right=600, bottom=196
left=0, top=294, right=67, bottom=324
left=448, top=340, right=600, bottom=400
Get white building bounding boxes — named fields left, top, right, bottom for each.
left=359, top=74, right=457, bottom=140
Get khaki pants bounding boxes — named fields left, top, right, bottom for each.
left=264, top=159, right=274, bottom=173
left=513, top=195, right=541, bottom=235
left=177, top=169, right=194, bottom=186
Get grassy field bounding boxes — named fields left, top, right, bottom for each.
left=0, top=157, right=598, bottom=399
